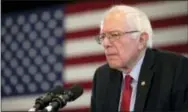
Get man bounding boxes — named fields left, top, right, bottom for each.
left=90, top=5, right=188, bottom=112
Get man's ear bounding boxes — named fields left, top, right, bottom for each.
left=138, top=32, right=149, bottom=50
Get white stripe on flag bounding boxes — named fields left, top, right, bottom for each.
left=153, top=25, right=188, bottom=46
left=2, top=94, right=40, bottom=111
left=65, top=37, right=104, bottom=58
left=64, top=62, right=105, bottom=83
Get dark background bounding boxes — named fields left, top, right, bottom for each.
left=1, top=0, right=127, bottom=14
left=1, top=0, right=83, bottom=14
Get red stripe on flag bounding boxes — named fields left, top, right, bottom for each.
left=152, top=15, right=188, bottom=29
left=65, top=28, right=99, bottom=40
left=64, top=80, right=92, bottom=90
left=64, top=0, right=153, bottom=14
left=65, top=15, right=188, bottom=40
left=64, top=81, right=91, bottom=91
left=158, top=43, right=188, bottom=53
left=64, top=54, right=106, bottom=67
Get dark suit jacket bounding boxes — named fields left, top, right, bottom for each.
left=90, top=48, right=188, bottom=112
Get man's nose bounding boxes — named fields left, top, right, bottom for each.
left=102, top=36, right=111, bottom=48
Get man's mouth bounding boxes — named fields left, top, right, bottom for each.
left=106, top=53, right=116, bottom=56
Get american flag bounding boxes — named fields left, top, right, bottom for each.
left=1, top=1, right=188, bottom=112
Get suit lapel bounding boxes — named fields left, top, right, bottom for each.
left=134, top=48, right=156, bottom=112
left=104, top=68, right=123, bottom=112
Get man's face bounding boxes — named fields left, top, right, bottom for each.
left=100, top=13, right=141, bottom=69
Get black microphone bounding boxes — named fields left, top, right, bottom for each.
left=42, top=84, right=83, bottom=112
left=28, top=85, right=64, bottom=112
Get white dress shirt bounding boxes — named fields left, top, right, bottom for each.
left=118, top=54, right=145, bottom=111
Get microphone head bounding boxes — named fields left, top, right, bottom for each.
left=51, top=85, right=64, bottom=94
left=68, top=84, right=83, bottom=101
left=35, top=85, right=64, bottom=110
left=49, top=84, right=83, bottom=109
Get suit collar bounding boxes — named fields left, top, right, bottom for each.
left=134, top=48, right=156, bottom=112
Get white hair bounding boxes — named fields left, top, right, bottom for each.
left=101, top=5, right=153, bottom=48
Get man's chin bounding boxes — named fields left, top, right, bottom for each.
left=108, top=62, right=122, bottom=69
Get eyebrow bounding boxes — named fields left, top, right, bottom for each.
left=100, top=30, right=124, bottom=34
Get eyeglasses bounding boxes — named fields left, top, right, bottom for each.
left=95, top=30, right=140, bottom=44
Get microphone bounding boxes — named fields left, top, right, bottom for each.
left=42, top=84, right=83, bottom=112
left=28, top=85, right=64, bottom=112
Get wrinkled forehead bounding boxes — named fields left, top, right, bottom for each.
left=100, top=11, right=137, bottom=33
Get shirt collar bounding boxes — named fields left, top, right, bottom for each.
left=122, top=53, right=145, bottom=82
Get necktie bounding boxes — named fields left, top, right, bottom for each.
left=120, top=75, right=133, bottom=112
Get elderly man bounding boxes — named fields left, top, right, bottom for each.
left=90, top=5, right=188, bottom=112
